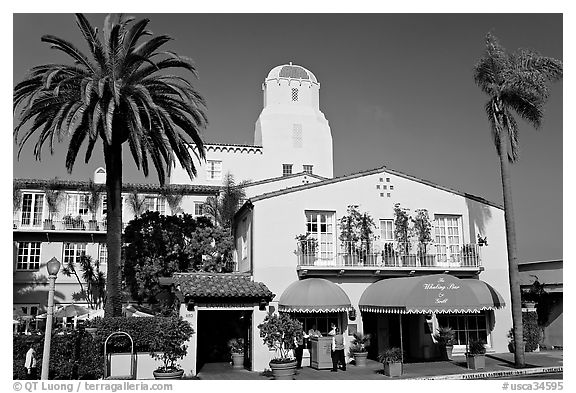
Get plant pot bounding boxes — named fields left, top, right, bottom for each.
left=302, top=255, right=317, bottom=266
left=466, top=354, right=485, bottom=370
left=153, top=369, right=184, bottom=379
left=269, top=360, right=297, bottom=380
left=231, top=353, right=244, bottom=369
left=384, top=361, right=402, bottom=377
left=508, top=341, right=526, bottom=353
left=353, top=352, right=368, bottom=367
left=88, top=220, right=99, bottom=231
left=443, top=344, right=454, bottom=360
left=44, top=219, right=53, bottom=230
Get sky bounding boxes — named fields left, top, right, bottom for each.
left=11, top=12, right=563, bottom=263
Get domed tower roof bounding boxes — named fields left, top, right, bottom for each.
left=266, top=63, right=318, bottom=83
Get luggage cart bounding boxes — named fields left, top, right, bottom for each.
left=103, top=331, right=137, bottom=379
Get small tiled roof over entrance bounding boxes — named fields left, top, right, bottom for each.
left=172, top=273, right=274, bottom=300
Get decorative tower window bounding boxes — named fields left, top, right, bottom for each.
left=207, top=160, right=222, bottom=180
left=291, top=88, right=299, bottom=101
left=303, top=165, right=313, bottom=174
left=292, top=124, right=303, bottom=148
left=282, top=164, right=293, bottom=177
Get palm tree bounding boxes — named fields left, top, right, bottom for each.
left=14, top=14, right=208, bottom=317
left=473, top=33, right=562, bottom=367
left=204, top=172, right=248, bottom=229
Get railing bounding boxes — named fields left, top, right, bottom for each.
left=13, top=219, right=128, bottom=231
left=297, top=240, right=481, bottom=269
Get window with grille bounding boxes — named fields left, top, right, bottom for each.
left=144, top=196, right=165, bottom=215
left=21, top=193, right=44, bottom=227
left=291, top=88, right=299, bottom=101
left=63, top=243, right=87, bottom=265
left=290, top=313, right=339, bottom=337
left=207, top=160, right=222, bottom=180
left=16, top=242, right=41, bottom=270
left=99, top=243, right=108, bottom=264
left=303, top=165, right=313, bottom=174
left=282, top=164, right=293, bottom=177
left=16, top=304, right=39, bottom=317
left=194, top=202, right=204, bottom=216
left=437, top=313, right=488, bottom=345
left=66, top=193, right=89, bottom=216
left=292, top=124, right=303, bottom=148
left=379, top=219, right=394, bottom=241
left=434, top=215, right=462, bottom=263
left=102, top=195, right=107, bottom=216
left=306, top=211, right=335, bottom=261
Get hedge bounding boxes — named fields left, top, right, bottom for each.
left=13, top=331, right=103, bottom=380
left=523, top=311, right=542, bottom=352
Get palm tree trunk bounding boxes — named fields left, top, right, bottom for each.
left=498, top=130, right=526, bottom=368
left=104, top=139, right=123, bottom=318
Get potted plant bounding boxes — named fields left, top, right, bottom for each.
left=462, top=244, right=478, bottom=267
left=295, top=233, right=318, bottom=266
left=43, top=180, right=62, bottom=230
left=339, top=205, right=362, bottom=266
left=258, top=312, right=303, bottom=380
left=382, top=243, right=397, bottom=266
left=359, top=212, right=377, bottom=266
left=348, top=332, right=371, bottom=367
left=150, top=317, right=194, bottom=379
left=394, top=204, right=415, bottom=266
left=378, top=347, right=403, bottom=377
left=433, top=326, right=455, bottom=360
left=412, top=209, right=434, bottom=266
left=13, top=184, right=22, bottom=228
left=228, top=338, right=245, bottom=369
left=465, top=339, right=486, bottom=370
left=86, top=180, right=102, bottom=231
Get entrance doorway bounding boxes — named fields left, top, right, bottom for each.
left=196, top=310, right=252, bottom=371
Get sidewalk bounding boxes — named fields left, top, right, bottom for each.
left=195, top=350, right=563, bottom=380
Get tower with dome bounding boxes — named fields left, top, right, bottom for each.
left=169, top=63, right=333, bottom=187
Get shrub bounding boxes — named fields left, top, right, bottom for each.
left=378, top=347, right=403, bottom=363
left=467, top=339, right=486, bottom=355
left=227, top=338, right=245, bottom=354
left=348, top=332, right=371, bottom=354
left=258, top=313, right=303, bottom=363
left=433, top=326, right=455, bottom=346
left=522, top=311, right=542, bottom=352
left=149, top=318, right=194, bottom=372
left=13, top=331, right=103, bottom=380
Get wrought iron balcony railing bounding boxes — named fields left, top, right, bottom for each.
left=13, top=219, right=128, bottom=231
left=297, top=240, right=481, bottom=269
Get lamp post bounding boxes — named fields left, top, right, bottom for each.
left=41, top=257, right=61, bottom=380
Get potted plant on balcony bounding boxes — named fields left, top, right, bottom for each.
left=295, top=233, right=318, bottom=266
left=258, top=312, right=303, bottom=380
left=228, top=338, right=245, bottom=369
left=394, top=204, right=415, bottom=266
left=378, top=347, right=403, bottom=377
left=348, top=332, right=372, bottom=367
left=43, top=180, right=62, bottom=230
left=433, top=326, right=455, bottom=360
left=86, top=180, right=102, bottom=231
left=462, top=244, right=478, bottom=267
left=339, top=205, right=362, bottom=266
left=412, top=209, right=434, bottom=267
left=150, top=317, right=194, bottom=379
left=465, top=339, right=486, bottom=370
left=382, top=243, right=397, bottom=266
left=359, top=212, right=377, bottom=266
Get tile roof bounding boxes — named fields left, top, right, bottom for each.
left=13, top=178, right=221, bottom=195
left=247, top=165, right=503, bottom=209
left=172, top=273, right=275, bottom=300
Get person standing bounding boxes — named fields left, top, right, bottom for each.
left=24, top=346, right=37, bottom=379
left=328, top=322, right=337, bottom=336
left=294, top=327, right=308, bottom=369
left=331, top=327, right=346, bottom=372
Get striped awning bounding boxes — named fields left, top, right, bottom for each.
left=359, top=274, right=506, bottom=314
left=279, top=278, right=352, bottom=313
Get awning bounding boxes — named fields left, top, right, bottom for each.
left=279, top=278, right=352, bottom=313
left=359, top=274, right=506, bottom=314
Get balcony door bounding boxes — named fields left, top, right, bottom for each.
left=21, top=193, right=44, bottom=227
left=306, top=211, right=335, bottom=265
left=434, top=215, right=462, bottom=265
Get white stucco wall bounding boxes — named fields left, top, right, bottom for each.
left=244, top=169, right=512, bottom=355
left=243, top=173, right=324, bottom=199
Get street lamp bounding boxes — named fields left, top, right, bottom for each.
left=41, top=257, right=60, bottom=380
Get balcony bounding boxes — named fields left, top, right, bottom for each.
left=13, top=218, right=127, bottom=232
left=296, top=240, right=482, bottom=277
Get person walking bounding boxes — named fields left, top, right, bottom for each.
left=331, top=327, right=346, bottom=372
left=24, top=346, right=37, bottom=379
